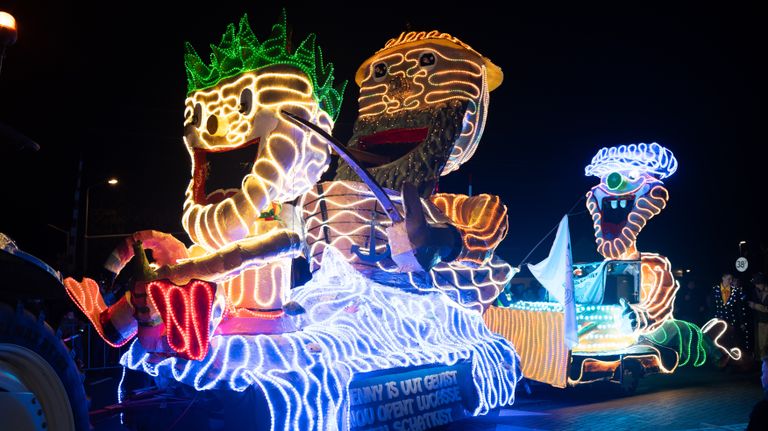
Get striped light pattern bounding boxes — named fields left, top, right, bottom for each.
left=301, top=181, right=514, bottom=312
left=586, top=185, right=669, bottom=260
left=121, top=247, right=521, bottom=430
left=484, top=304, right=569, bottom=388
left=182, top=70, right=332, bottom=252
left=632, top=253, right=680, bottom=333
left=585, top=143, right=677, bottom=180
left=180, top=68, right=333, bottom=314
left=355, top=33, right=500, bottom=175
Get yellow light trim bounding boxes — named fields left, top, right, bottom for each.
left=302, top=181, right=513, bottom=310
left=0, top=11, right=15, bottom=31
left=484, top=306, right=569, bottom=388
left=182, top=69, right=331, bottom=252
left=633, top=253, right=680, bottom=334
left=587, top=184, right=669, bottom=260
left=358, top=48, right=484, bottom=119
left=355, top=30, right=502, bottom=91
left=177, top=67, right=332, bottom=315
left=567, top=350, right=676, bottom=386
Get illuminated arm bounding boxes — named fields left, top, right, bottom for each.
left=631, top=253, right=679, bottom=333
left=156, top=229, right=302, bottom=285
left=429, top=193, right=509, bottom=267
left=427, top=193, right=514, bottom=311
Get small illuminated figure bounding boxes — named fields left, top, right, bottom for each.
left=585, top=142, right=679, bottom=332
left=63, top=11, right=345, bottom=356
left=303, top=31, right=515, bottom=312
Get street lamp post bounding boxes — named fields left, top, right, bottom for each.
left=739, top=241, right=747, bottom=257
left=83, top=178, right=118, bottom=273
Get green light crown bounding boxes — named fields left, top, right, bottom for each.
left=184, top=10, right=345, bottom=120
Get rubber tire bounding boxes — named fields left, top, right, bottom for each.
left=0, top=303, right=90, bottom=430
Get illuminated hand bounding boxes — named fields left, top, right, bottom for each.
left=619, top=298, right=639, bottom=331
left=129, top=241, right=216, bottom=360
left=388, top=182, right=461, bottom=273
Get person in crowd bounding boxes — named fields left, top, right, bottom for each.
left=747, top=272, right=768, bottom=398
left=712, top=273, right=751, bottom=368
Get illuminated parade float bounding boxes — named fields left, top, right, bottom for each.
left=62, top=11, right=521, bottom=430
left=486, top=143, right=741, bottom=391
left=47, top=7, right=749, bottom=431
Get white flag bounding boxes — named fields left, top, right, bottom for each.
left=527, top=215, right=577, bottom=348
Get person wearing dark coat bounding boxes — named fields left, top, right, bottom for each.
left=747, top=272, right=768, bottom=398
left=712, top=273, right=751, bottom=367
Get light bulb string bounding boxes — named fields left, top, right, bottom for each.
left=517, top=195, right=586, bottom=268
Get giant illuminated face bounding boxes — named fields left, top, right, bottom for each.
left=180, top=13, right=344, bottom=252
left=585, top=143, right=677, bottom=260
left=334, top=31, right=503, bottom=196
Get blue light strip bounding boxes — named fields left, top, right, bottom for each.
left=120, top=247, right=521, bottom=430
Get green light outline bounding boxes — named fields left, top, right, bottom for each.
left=184, top=9, right=346, bottom=120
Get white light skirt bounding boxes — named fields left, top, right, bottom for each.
left=121, top=246, right=521, bottom=431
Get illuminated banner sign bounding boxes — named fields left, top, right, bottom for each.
left=349, top=362, right=474, bottom=431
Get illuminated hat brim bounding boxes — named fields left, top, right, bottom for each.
left=354, top=38, right=503, bottom=91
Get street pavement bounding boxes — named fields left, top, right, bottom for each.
left=85, top=362, right=763, bottom=430
left=445, top=364, right=763, bottom=431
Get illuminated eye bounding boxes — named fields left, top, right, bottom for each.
left=419, top=52, right=436, bottom=69
left=606, top=172, right=626, bottom=191
left=239, top=88, right=253, bottom=115
left=373, top=62, right=388, bottom=81
left=192, top=103, right=203, bottom=128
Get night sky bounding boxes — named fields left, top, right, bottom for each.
left=0, top=1, right=763, bottom=287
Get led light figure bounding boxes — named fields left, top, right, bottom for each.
left=336, top=30, right=500, bottom=192
left=177, top=13, right=345, bottom=330
left=585, top=142, right=676, bottom=261
left=584, top=142, right=679, bottom=334
left=63, top=11, right=345, bottom=355
left=63, top=18, right=523, bottom=430
left=484, top=143, right=684, bottom=388
left=304, top=31, right=514, bottom=312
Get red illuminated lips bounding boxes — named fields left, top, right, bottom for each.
left=355, top=127, right=429, bottom=166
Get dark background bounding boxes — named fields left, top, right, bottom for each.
left=0, top=1, right=764, bottom=289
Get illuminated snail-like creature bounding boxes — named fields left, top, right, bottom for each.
left=302, top=31, right=514, bottom=312
left=585, top=142, right=679, bottom=332
left=63, top=11, right=345, bottom=356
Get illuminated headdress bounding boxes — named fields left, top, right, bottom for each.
left=184, top=10, right=345, bottom=120
left=354, top=30, right=503, bottom=91
left=584, top=142, right=678, bottom=180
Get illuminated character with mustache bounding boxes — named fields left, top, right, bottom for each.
left=63, top=11, right=344, bottom=358
left=300, top=31, right=514, bottom=312
left=585, top=142, right=679, bottom=332
left=61, top=22, right=521, bottom=428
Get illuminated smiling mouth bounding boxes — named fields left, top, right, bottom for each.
left=356, top=127, right=429, bottom=167
left=600, top=195, right=635, bottom=240
left=335, top=99, right=469, bottom=193
left=192, top=138, right=260, bottom=205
